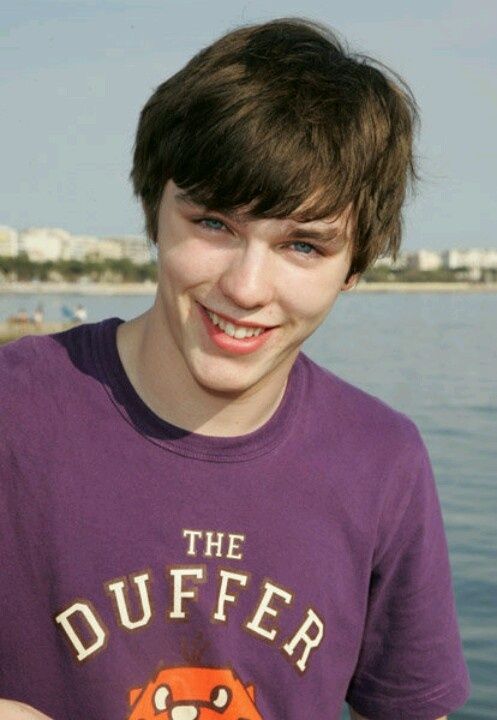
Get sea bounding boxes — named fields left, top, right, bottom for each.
left=1, top=290, right=495, bottom=719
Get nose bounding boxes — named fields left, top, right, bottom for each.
left=171, top=706, right=198, bottom=720
left=218, top=241, right=273, bottom=310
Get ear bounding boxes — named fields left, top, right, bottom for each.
left=341, top=272, right=360, bottom=292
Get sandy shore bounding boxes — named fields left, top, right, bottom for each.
left=0, top=281, right=158, bottom=295
left=1, top=280, right=497, bottom=295
left=353, top=281, right=497, bottom=293
left=0, top=321, right=78, bottom=344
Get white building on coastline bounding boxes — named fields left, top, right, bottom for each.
left=84, top=238, right=123, bottom=262
left=0, top=226, right=19, bottom=257
left=60, top=235, right=105, bottom=262
left=442, top=249, right=497, bottom=281
left=406, top=249, right=442, bottom=271
left=374, top=248, right=497, bottom=279
left=442, top=249, right=497, bottom=270
left=18, top=228, right=71, bottom=262
left=1, top=226, right=152, bottom=265
left=103, top=235, right=152, bottom=265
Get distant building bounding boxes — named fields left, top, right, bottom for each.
left=0, top=225, right=153, bottom=264
left=62, top=234, right=151, bottom=264
left=442, top=249, right=497, bottom=281
left=0, top=226, right=19, bottom=257
left=61, top=235, right=100, bottom=262
left=18, top=227, right=71, bottom=262
left=406, top=250, right=442, bottom=271
left=104, top=235, right=152, bottom=265
left=85, top=238, right=123, bottom=262
left=442, top=248, right=497, bottom=270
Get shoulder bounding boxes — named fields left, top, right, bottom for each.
left=296, top=353, right=436, bottom=564
left=298, top=351, right=423, bottom=457
left=0, top=321, right=106, bottom=430
left=0, top=332, right=60, bottom=407
left=0, top=322, right=94, bottom=388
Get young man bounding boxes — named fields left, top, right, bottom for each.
left=0, top=17, right=470, bottom=720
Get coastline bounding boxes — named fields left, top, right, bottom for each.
left=0, top=281, right=158, bottom=295
left=353, top=281, right=497, bottom=293
left=1, top=280, right=497, bottom=295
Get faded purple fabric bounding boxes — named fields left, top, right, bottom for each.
left=0, top=318, right=470, bottom=719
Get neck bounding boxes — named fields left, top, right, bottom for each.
left=116, top=309, right=291, bottom=437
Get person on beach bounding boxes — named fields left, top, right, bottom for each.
left=32, top=303, right=44, bottom=327
left=73, top=303, right=88, bottom=323
left=0, top=17, right=470, bottom=720
left=6, top=307, right=30, bottom=324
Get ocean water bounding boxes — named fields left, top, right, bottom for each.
left=1, top=290, right=495, bottom=718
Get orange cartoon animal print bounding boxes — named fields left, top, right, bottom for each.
left=127, top=665, right=264, bottom=719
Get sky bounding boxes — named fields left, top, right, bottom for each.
left=1, top=0, right=496, bottom=252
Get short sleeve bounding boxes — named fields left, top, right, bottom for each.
left=346, top=429, right=471, bottom=720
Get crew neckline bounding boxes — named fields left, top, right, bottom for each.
left=92, top=316, right=306, bottom=462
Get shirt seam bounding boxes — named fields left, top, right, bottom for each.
left=348, top=667, right=469, bottom=706
left=92, top=317, right=302, bottom=462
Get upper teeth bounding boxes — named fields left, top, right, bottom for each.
left=206, top=310, right=265, bottom=339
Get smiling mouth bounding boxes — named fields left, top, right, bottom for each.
left=201, top=306, right=268, bottom=339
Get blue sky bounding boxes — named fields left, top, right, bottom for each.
left=1, top=0, right=496, bottom=251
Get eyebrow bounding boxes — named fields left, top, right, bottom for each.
left=175, top=191, right=346, bottom=245
left=287, top=226, right=343, bottom=245
left=175, top=191, right=199, bottom=206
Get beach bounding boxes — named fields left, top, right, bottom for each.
left=0, top=281, right=158, bottom=296
left=0, top=321, right=78, bottom=344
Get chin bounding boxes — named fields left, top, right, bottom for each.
left=197, top=373, right=254, bottom=396
left=189, top=361, right=259, bottom=396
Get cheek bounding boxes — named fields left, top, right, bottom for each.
left=159, top=240, right=216, bottom=288
left=283, top=273, right=343, bottom=322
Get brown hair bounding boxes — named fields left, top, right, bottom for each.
left=131, top=17, right=419, bottom=276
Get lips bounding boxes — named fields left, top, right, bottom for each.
left=198, top=303, right=275, bottom=355
left=199, top=303, right=275, bottom=330
left=205, top=309, right=266, bottom=339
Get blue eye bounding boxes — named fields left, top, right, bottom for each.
left=199, top=217, right=226, bottom=231
left=291, top=241, right=318, bottom=256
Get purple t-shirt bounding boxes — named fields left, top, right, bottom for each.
left=0, top=317, right=470, bottom=719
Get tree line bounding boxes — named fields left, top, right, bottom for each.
left=0, top=253, right=158, bottom=283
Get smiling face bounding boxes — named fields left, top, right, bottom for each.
left=149, top=179, right=357, bottom=398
